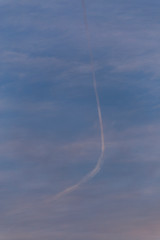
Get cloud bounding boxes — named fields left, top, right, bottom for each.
left=1, top=0, right=160, bottom=80
left=1, top=1, right=160, bottom=240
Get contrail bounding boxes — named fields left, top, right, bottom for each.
left=47, top=0, right=105, bottom=202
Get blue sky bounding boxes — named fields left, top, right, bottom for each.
left=1, top=0, right=160, bottom=239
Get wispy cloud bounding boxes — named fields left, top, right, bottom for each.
left=1, top=0, right=160, bottom=239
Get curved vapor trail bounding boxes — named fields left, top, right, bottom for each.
left=48, top=0, right=105, bottom=201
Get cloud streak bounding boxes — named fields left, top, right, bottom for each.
left=45, top=0, right=105, bottom=201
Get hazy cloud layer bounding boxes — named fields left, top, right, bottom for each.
left=1, top=0, right=160, bottom=239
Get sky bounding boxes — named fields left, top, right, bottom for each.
left=1, top=0, right=160, bottom=239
